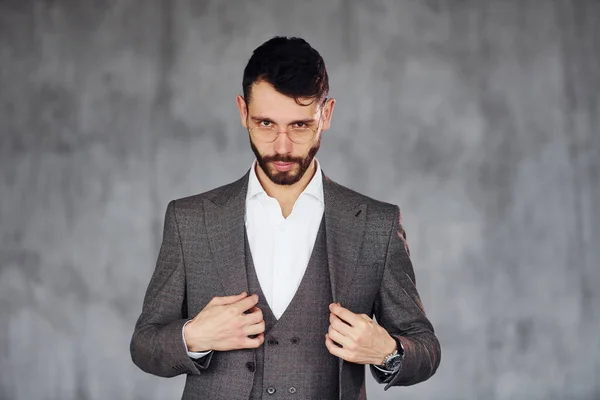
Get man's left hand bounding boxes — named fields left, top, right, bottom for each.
left=325, top=303, right=396, bottom=365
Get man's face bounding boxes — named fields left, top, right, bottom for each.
left=236, top=81, right=334, bottom=186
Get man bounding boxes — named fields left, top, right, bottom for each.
left=130, top=36, right=440, bottom=400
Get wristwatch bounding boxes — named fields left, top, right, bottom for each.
left=382, top=337, right=404, bottom=372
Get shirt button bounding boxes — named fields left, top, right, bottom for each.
left=267, top=338, right=279, bottom=346
left=289, top=386, right=297, bottom=394
left=291, top=337, right=300, bottom=344
left=266, top=387, right=276, bottom=395
left=245, top=361, right=255, bottom=372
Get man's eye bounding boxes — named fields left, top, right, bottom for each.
left=260, top=120, right=272, bottom=127
left=295, top=122, right=307, bottom=128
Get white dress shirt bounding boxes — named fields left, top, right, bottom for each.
left=244, top=159, right=325, bottom=319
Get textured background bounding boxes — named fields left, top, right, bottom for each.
left=1, top=0, right=599, bottom=399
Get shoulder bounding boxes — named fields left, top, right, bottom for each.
left=325, top=176, right=404, bottom=244
left=168, top=173, right=249, bottom=210
left=324, top=175, right=399, bottom=217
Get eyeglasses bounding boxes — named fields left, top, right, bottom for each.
left=248, top=115, right=323, bottom=144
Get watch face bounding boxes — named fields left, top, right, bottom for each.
left=386, top=355, right=402, bottom=371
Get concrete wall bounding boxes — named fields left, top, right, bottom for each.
left=1, top=0, right=598, bottom=399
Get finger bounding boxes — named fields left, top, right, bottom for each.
left=328, top=325, right=353, bottom=349
left=244, top=320, right=266, bottom=336
left=233, top=293, right=259, bottom=313
left=325, top=333, right=346, bottom=359
left=243, top=307, right=263, bottom=324
left=209, top=292, right=247, bottom=306
left=329, top=303, right=362, bottom=327
left=243, top=305, right=258, bottom=315
left=242, top=333, right=265, bottom=349
left=329, top=313, right=354, bottom=338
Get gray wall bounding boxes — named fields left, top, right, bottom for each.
left=1, top=0, right=598, bottom=399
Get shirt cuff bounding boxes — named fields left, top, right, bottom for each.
left=182, top=320, right=212, bottom=359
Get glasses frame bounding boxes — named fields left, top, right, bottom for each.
left=247, top=104, right=326, bottom=145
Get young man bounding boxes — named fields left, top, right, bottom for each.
left=130, top=36, right=440, bottom=400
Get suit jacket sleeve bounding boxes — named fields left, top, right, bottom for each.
left=130, top=200, right=214, bottom=377
left=370, top=205, right=441, bottom=389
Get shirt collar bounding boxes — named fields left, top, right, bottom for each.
left=246, top=159, right=324, bottom=204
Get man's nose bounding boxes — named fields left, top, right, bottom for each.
left=273, top=130, right=294, bottom=154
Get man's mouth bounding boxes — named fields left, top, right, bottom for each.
left=271, top=161, right=296, bottom=172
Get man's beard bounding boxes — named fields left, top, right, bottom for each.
left=249, top=137, right=320, bottom=186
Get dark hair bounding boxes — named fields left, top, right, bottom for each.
left=242, top=36, right=329, bottom=106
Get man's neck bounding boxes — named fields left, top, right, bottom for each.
left=255, top=160, right=317, bottom=218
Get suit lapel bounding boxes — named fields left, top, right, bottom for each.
left=322, top=175, right=367, bottom=400
left=323, top=175, right=367, bottom=306
left=204, top=172, right=250, bottom=296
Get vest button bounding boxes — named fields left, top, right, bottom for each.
left=267, top=338, right=279, bottom=346
left=291, top=337, right=300, bottom=344
left=245, top=361, right=255, bottom=372
left=289, top=386, right=297, bottom=394
left=266, top=387, right=276, bottom=395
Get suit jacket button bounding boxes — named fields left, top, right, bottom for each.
left=266, top=387, right=276, bottom=395
left=289, top=386, right=297, bottom=394
left=291, top=337, right=300, bottom=344
left=246, top=362, right=255, bottom=372
left=267, top=338, right=278, bottom=346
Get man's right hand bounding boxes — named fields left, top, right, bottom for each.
left=183, top=292, right=265, bottom=352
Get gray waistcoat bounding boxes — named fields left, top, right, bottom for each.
left=245, top=217, right=339, bottom=399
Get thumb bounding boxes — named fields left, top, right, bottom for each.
left=210, top=292, right=248, bottom=306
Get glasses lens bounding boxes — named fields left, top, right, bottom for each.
left=288, top=128, right=314, bottom=144
left=251, top=126, right=277, bottom=142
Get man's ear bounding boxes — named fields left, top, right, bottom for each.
left=321, top=97, right=336, bottom=131
left=236, top=95, right=248, bottom=128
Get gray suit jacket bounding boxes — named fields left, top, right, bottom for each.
left=130, top=171, right=441, bottom=399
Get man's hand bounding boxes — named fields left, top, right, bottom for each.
left=184, top=292, right=265, bottom=352
left=325, top=303, right=396, bottom=365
